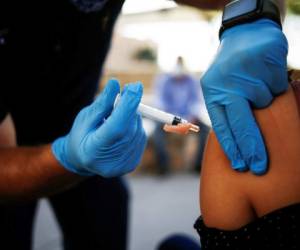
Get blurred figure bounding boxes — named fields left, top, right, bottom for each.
left=152, top=57, right=209, bottom=175
left=157, top=234, right=200, bottom=250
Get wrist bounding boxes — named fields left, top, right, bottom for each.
left=42, top=144, right=76, bottom=176
left=220, top=18, right=282, bottom=40
left=51, top=137, right=94, bottom=177
left=220, top=0, right=282, bottom=39
left=271, top=0, right=286, bottom=19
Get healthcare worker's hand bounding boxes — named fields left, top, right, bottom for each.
left=201, top=19, right=288, bottom=175
left=52, top=79, right=147, bottom=177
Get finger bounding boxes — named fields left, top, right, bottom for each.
left=265, top=35, right=288, bottom=95
left=98, top=115, right=147, bottom=177
left=225, top=95, right=268, bottom=175
left=96, top=82, right=143, bottom=140
left=266, top=65, right=288, bottom=96
left=227, top=74, right=273, bottom=108
left=127, top=115, right=147, bottom=169
left=119, top=116, right=147, bottom=176
left=92, top=78, right=121, bottom=117
left=115, top=115, right=147, bottom=176
left=121, top=131, right=147, bottom=175
left=207, top=102, right=246, bottom=171
left=108, top=82, right=143, bottom=125
left=86, top=79, right=120, bottom=129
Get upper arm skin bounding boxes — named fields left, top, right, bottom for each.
left=200, top=133, right=256, bottom=230
left=175, top=0, right=286, bottom=18
left=200, top=87, right=300, bottom=230
left=174, top=0, right=229, bottom=10
left=0, top=114, right=16, bottom=147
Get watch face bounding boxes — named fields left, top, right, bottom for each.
left=223, top=0, right=259, bottom=22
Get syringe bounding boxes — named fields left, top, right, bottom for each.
left=114, top=94, right=200, bottom=133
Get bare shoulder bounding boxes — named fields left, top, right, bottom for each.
left=200, top=132, right=256, bottom=230
left=200, top=87, right=300, bottom=230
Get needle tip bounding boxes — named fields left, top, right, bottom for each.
left=189, top=124, right=200, bottom=133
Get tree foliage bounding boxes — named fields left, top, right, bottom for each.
left=133, top=47, right=157, bottom=63
left=289, top=0, right=300, bottom=15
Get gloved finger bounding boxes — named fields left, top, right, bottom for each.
left=225, top=95, right=268, bottom=175
left=122, top=132, right=147, bottom=176
left=98, top=113, right=141, bottom=152
left=207, top=102, right=246, bottom=171
left=96, top=82, right=143, bottom=141
left=125, top=115, right=147, bottom=169
left=87, top=78, right=121, bottom=128
left=227, top=74, right=273, bottom=108
left=116, top=116, right=147, bottom=176
left=266, top=65, right=288, bottom=96
left=264, top=36, right=288, bottom=95
left=99, top=115, right=147, bottom=177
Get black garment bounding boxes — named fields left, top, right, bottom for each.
left=1, top=0, right=124, bottom=145
left=0, top=1, right=128, bottom=249
left=194, top=203, right=300, bottom=250
left=0, top=177, right=129, bottom=250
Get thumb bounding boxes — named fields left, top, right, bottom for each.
left=95, top=82, right=143, bottom=141
left=109, top=82, right=143, bottom=126
left=93, top=78, right=121, bottom=117
left=86, top=78, right=120, bottom=128
left=207, top=102, right=246, bottom=171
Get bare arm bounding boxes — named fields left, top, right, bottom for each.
left=0, top=115, right=83, bottom=202
left=0, top=145, right=85, bottom=202
left=201, top=86, right=300, bottom=230
left=175, top=0, right=286, bottom=16
left=275, top=0, right=286, bottom=19
left=174, top=0, right=229, bottom=10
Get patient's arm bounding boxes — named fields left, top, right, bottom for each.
left=174, top=0, right=229, bottom=10
left=200, top=86, right=300, bottom=230
left=175, top=0, right=286, bottom=18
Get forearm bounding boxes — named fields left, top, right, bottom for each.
left=174, top=0, right=229, bottom=10
left=0, top=144, right=84, bottom=202
left=274, top=0, right=286, bottom=19
left=175, top=0, right=286, bottom=16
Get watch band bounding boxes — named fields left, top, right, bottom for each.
left=260, top=0, right=282, bottom=26
left=219, top=0, right=282, bottom=38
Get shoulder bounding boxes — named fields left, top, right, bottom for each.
left=200, top=132, right=256, bottom=230
left=200, top=87, right=300, bottom=230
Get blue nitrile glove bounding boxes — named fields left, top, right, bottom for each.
left=52, top=79, right=147, bottom=177
left=201, top=19, right=288, bottom=175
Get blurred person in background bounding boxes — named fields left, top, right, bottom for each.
left=152, top=56, right=209, bottom=175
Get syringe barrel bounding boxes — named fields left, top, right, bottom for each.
left=138, top=103, right=174, bottom=124
left=114, top=94, right=177, bottom=125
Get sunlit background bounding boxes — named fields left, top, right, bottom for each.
left=103, top=0, right=300, bottom=78
left=101, top=0, right=300, bottom=130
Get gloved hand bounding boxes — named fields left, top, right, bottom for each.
left=201, top=19, right=288, bottom=175
left=52, top=79, right=147, bottom=177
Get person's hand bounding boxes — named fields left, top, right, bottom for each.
left=201, top=19, right=288, bottom=175
left=52, top=79, right=147, bottom=177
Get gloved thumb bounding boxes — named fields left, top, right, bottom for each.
left=86, top=78, right=120, bottom=129
left=95, top=82, right=143, bottom=141
left=109, top=82, right=143, bottom=126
